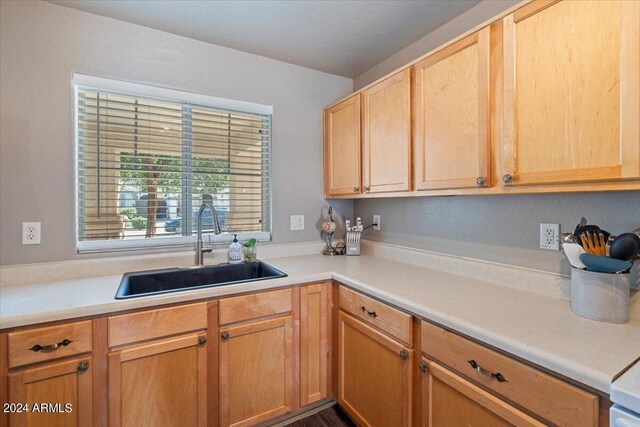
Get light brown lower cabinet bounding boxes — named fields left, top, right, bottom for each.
left=338, top=311, right=412, bottom=427
left=107, top=333, right=207, bottom=427
left=3, top=283, right=613, bottom=427
left=219, top=315, right=294, bottom=427
left=9, top=356, right=93, bottom=427
left=300, top=282, right=331, bottom=407
left=421, top=358, right=544, bottom=427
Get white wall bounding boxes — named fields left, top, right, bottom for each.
left=0, top=0, right=353, bottom=265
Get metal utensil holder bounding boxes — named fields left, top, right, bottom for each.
left=570, top=267, right=632, bottom=324
left=346, top=230, right=361, bottom=256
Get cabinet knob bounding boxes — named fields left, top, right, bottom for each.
left=399, top=350, right=409, bottom=361
left=353, top=186, right=359, bottom=193
left=476, top=176, right=485, bottom=186
left=198, top=337, right=207, bottom=347
left=77, top=361, right=89, bottom=374
left=221, top=332, right=230, bottom=341
left=419, top=362, right=428, bottom=373
left=364, top=186, right=370, bottom=192
left=502, top=174, right=513, bottom=184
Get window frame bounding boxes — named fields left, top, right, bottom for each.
left=73, top=74, right=273, bottom=254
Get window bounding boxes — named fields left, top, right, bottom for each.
left=74, top=75, right=272, bottom=252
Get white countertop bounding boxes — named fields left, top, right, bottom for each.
left=2, top=247, right=639, bottom=394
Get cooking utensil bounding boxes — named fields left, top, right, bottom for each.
left=579, top=234, right=591, bottom=254
left=580, top=232, right=606, bottom=256
left=606, top=235, right=615, bottom=257
left=561, top=233, right=578, bottom=245
left=576, top=226, right=610, bottom=253
left=562, top=243, right=587, bottom=269
left=610, top=233, right=640, bottom=261
left=579, top=253, right=632, bottom=274
left=574, top=217, right=594, bottom=234
left=595, top=232, right=606, bottom=256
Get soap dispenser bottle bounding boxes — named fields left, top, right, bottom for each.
left=228, top=234, right=242, bottom=264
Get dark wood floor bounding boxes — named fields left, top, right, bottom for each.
left=285, top=406, right=356, bottom=427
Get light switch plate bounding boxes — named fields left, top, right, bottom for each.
left=22, top=222, right=41, bottom=245
left=290, top=215, right=304, bottom=231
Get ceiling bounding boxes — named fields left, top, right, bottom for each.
left=47, top=0, right=480, bottom=78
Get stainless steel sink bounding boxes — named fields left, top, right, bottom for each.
left=115, top=261, right=287, bottom=299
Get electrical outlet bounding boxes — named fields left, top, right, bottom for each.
left=373, top=215, right=381, bottom=231
left=290, top=215, right=304, bottom=231
left=22, top=222, right=41, bottom=245
left=540, top=223, right=559, bottom=250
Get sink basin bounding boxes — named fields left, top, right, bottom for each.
left=115, top=261, right=287, bottom=299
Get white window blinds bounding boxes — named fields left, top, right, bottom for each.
left=75, top=76, right=272, bottom=252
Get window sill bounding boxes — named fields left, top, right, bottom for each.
left=77, top=232, right=271, bottom=254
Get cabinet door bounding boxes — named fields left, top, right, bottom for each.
left=413, top=29, right=490, bottom=190
left=362, top=69, right=412, bottom=194
left=219, top=316, right=294, bottom=427
left=300, top=282, right=331, bottom=406
left=9, top=357, right=93, bottom=427
left=324, top=95, right=362, bottom=197
left=501, top=0, right=640, bottom=186
left=338, top=311, right=411, bottom=427
left=108, top=334, right=207, bottom=427
left=421, top=359, right=544, bottom=427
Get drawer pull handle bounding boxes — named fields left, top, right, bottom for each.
left=399, top=350, right=409, bottom=360
left=221, top=332, right=230, bottom=341
left=29, top=339, right=73, bottom=353
left=419, top=361, right=428, bottom=373
left=467, top=359, right=508, bottom=382
left=76, top=361, right=89, bottom=374
left=198, top=337, right=207, bottom=347
left=360, top=306, right=377, bottom=318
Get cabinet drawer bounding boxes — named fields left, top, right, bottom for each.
left=8, top=320, right=92, bottom=368
left=108, top=302, right=207, bottom=348
left=421, top=321, right=598, bottom=427
left=339, top=286, right=412, bottom=345
left=219, top=288, right=292, bottom=325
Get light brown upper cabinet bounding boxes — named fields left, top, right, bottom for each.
left=324, top=95, right=362, bottom=197
left=501, top=0, right=640, bottom=186
left=413, top=28, right=490, bottom=190
left=362, top=69, right=412, bottom=194
left=323, top=0, right=639, bottom=198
